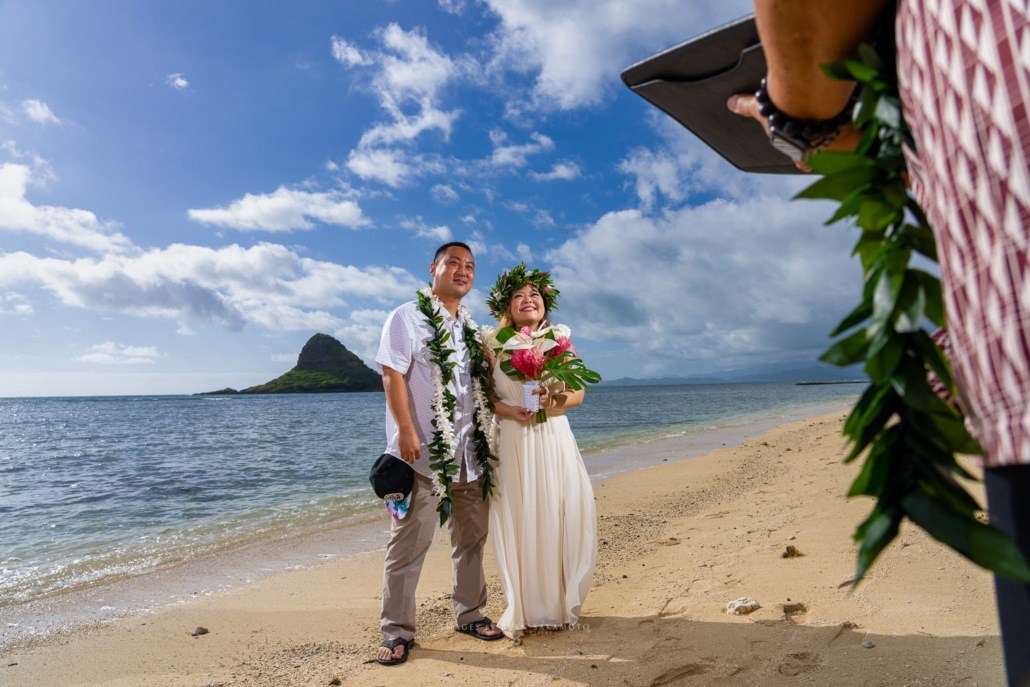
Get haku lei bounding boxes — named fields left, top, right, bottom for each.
left=416, top=287, right=497, bottom=525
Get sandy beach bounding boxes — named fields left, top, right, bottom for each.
left=2, top=411, right=1002, bottom=686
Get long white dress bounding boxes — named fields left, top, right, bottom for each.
left=488, top=362, right=597, bottom=640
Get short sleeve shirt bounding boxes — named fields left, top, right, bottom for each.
left=897, top=0, right=1030, bottom=467
left=375, top=300, right=481, bottom=481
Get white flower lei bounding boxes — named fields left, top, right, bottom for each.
left=417, top=287, right=497, bottom=521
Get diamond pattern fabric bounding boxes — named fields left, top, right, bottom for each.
left=898, top=0, right=1030, bottom=466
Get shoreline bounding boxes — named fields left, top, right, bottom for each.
left=3, top=407, right=1003, bottom=686
left=0, top=399, right=852, bottom=650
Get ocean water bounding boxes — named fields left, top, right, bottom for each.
left=0, top=382, right=859, bottom=633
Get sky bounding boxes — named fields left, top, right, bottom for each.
left=0, top=0, right=863, bottom=397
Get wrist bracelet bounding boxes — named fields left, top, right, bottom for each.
left=755, top=78, right=855, bottom=163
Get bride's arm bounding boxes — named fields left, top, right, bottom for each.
left=546, top=385, right=584, bottom=415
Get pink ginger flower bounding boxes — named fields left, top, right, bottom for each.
left=547, top=336, right=572, bottom=359
left=510, top=347, right=546, bottom=379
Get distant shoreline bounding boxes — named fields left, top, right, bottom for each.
left=795, top=380, right=867, bottom=386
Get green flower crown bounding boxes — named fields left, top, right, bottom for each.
left=486, top=263, right=559, bottom=318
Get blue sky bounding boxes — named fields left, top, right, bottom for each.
left=0, top=0, right=861, bottom=397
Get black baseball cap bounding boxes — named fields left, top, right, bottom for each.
left=369, top=453, right=414, bottom=500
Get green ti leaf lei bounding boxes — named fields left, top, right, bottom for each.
left=416, top=288, right=498, bottom=525
left=802, top=35, right=1030, bottom=583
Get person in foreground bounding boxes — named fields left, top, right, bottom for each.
left=725, top=3, right=1030, bottom=684
left=481, top=265, right=597, bottom=642
left=373, top=241, right=502, bottom=666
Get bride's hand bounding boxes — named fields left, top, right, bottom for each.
left=494, top=400, right=533, bottom=423
left=533, top=385, right=550, bottom=410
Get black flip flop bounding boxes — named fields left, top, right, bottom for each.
left=455, top=617, right=504, bottom=641
left=376, top=636, right=412, bottom=666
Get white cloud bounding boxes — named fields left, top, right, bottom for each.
left=431, top=184, right=459, bottom=204
left=187, top=186, right=370, bottom=231
left=545, top=193, right=861, bottom=377
left=437, top=0, right=468, bottom=14
left=483, top=0, right=751, bottom=110
left=331, top=36, right=369, bottom=67
left=376, top=23, right=461, bottom=103
left=0, top=163, right=135, bottom=253
left=77, top=341, right=160, bottom=365
left=333, top=308, right=393, bottom=364
left=336, top=24, right=467, bottom=186
left=0, top=243, right=422, bottom=332
left=488, top=241, right=535, bottom=268
left=346, top=148, right=415, bottom=187
left=167, top=73, right=189, bottom=90
left=401, top=216, right=453, bottom=242
left=358, top=100, right=459, bottom=148
left=531, top=208, right=555, bottom=227
left=0, top=292, right=33, bottom=316
left=530, top=161, right=581, bottom=181
left=620, top=148, right=687, bottom=210
left=489, top=130, right=554, bottom=168
left=619, top=112, right=800, bottom=209
left=21, top=100, right=60, bottom=125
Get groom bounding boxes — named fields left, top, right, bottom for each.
left=373, top=241, right=503, bottom=666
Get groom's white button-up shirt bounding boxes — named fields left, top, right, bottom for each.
left=375, top=299, right=479, bottom=483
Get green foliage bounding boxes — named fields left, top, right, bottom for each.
left=805, top=40, right=1030, bottom=583
left=417, top=290, right=498, bottom=525
left=493, top=326, right=602, bottom=421
left=237, top=333, right=382, bottom=394
left=241, top=369, right=379, bottom=394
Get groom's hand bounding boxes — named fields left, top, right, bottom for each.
left=399, top=425, right=421, bottom=463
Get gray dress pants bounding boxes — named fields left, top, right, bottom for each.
left=380, top=472, right=489, bottom=641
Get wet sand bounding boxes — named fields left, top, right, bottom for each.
left=1, top=411, right=1002, bottom=686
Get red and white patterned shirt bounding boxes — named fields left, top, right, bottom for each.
left=897, top=0, right=1030, bottom=467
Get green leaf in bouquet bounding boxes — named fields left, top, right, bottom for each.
left=495, top=327, right=517, bottom=344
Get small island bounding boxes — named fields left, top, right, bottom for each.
left=199, top=333, right=382, bottom=395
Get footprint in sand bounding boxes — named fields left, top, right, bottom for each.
left=782, top=602, right=808, bottom=621
left=777, top=651, right=820, bottom=676
left=650, top=661, right=714, bottom=686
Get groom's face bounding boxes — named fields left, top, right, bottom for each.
left=430, top=245, right=475, bottom=301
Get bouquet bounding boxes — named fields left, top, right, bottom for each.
left=495, top=325, right=601, bottom=422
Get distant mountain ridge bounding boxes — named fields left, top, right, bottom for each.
left=199, top=333, right=381, bottom=395
left=603, top=363, right=866, bottom=387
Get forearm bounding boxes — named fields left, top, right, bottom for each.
left=382, top=367, right=422, bottom=462
left=754, top=0, right=890, bottom=118
left=549, top=387, right=584, bottom=412
left=382, top=369, right=415, bottom=432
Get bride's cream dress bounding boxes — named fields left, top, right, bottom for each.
left=488, top=363, right=597, bottom=640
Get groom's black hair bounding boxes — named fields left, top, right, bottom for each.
left=433, top=241, right=474, bottom=263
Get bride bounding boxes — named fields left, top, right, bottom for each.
left=482, top=264, right=597, bottom=641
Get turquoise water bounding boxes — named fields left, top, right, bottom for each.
left=0, top=383, right=859, bottom=611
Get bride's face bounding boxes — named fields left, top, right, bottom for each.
left=508, top=284, right=545, bottom=329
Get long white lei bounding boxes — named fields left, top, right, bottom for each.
left=417, top=287, right=496, bottom=524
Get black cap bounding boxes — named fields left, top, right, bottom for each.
left=369, top=453, right=414, bottom=500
